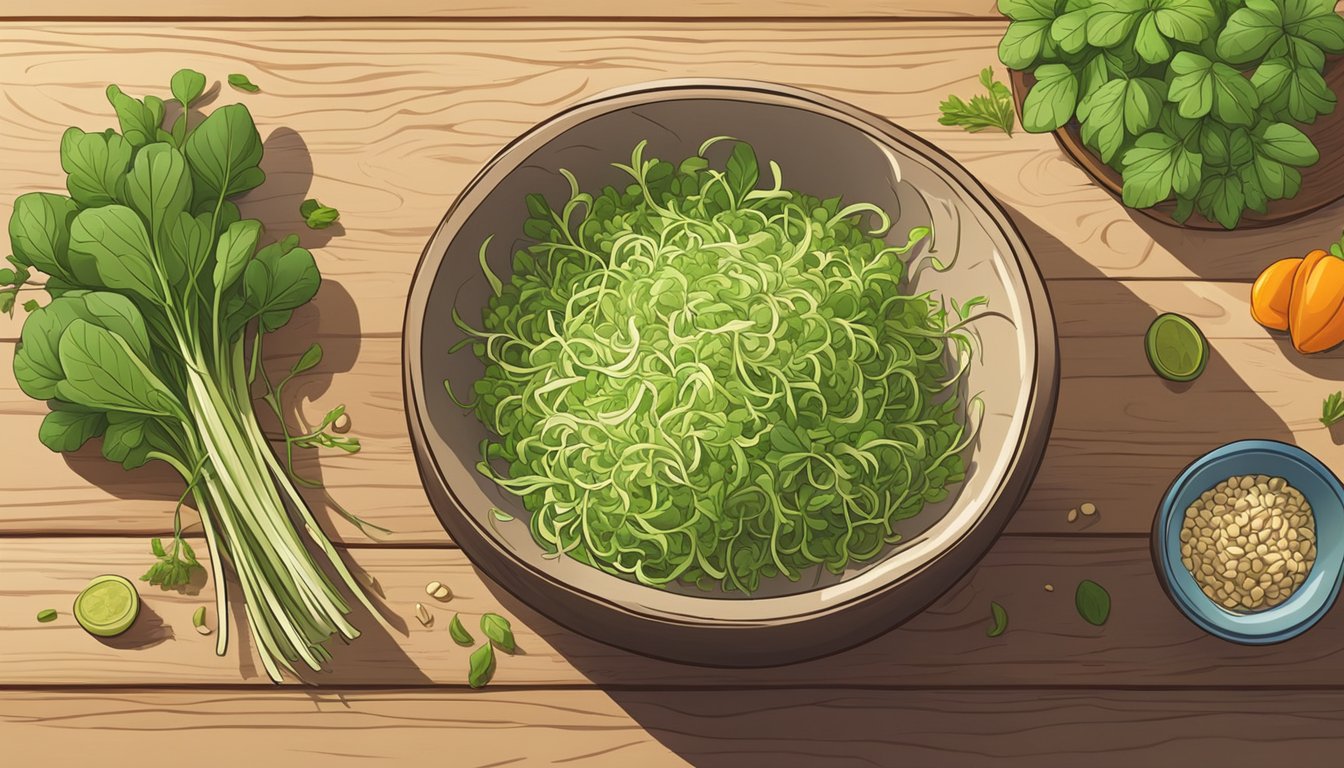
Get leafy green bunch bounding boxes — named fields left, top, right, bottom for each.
left=453, top=139, right=979, bottom=594
left=3, top=70, right=373, bottom=681
left=1001, top=0, right=1344, bottom=228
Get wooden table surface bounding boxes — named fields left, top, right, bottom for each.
left=7, top=2, right=1344, bottom=765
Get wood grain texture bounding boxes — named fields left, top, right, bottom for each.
left=10, top=535, right=1344, bottom=688
left=1, top=19, right=1337, bottom=312
left=1, top=280, right=1335, bottom=541
left=10, top=687, right=1344, bottom=768
left=0, top=0, right=1000, bottom=19
left=0, top=688, right=687, bottom=768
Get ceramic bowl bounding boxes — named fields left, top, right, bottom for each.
left=404, top=79, right=1058, bottom=665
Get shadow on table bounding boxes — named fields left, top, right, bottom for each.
left=469, top=203, right=1302, bottom=767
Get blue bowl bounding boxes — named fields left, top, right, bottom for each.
left=1153, top=440, right=1344, bottom=644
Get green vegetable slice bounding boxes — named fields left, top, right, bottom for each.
left=1076, top=579, right=1112, bottom=626
left=74, top=574, right=140, bottom=637
left=36, top=608, right=58, bottom=623
left=1145, top=313, right=1208, bottom=382
left=986, top=601, right=1009, bottom=637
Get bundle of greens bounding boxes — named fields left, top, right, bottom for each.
left=1002, top=0, right=1344, bottom=229
left=452, top=139, right=979, bottom=593
left=2, top=70, right=373, bottom=680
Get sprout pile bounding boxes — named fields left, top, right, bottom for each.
left=451, top=139, right=980, bottom=593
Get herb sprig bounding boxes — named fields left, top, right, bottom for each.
left=940, top=67, right=1017, bottom=135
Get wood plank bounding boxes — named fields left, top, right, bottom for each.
left=2, top=279, right=1334, bottom=540
left=8, top=687, right=1344, bottom=768
left=0, top=18, right=1330, bottom=310
left=8, top=535, right=1344, bottom=687
left=0, top=1, right=1000, bottom=19
left=0, top=688, right=687, bottom=768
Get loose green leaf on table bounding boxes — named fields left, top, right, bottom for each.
left=480, top=612, right=516, bottom=653
left=1322, top=391, right=1344, bottom=427
left=939, top=67, right=1017, bottom=135
left=227, top=73, right=260, bottom=93
left=1076, top=579, right=1112, bottom=626
left=468, top=643, right=496, bottom=688
left=300, top=198, right=341, bottom=229
left=986, top=601, right=1009, bottom=637
left=449, top=614, right=474, bottom=646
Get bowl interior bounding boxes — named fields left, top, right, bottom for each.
left=416, top=86, right=1045, bottom=622
left=1157, top=440, right=1344, bottom=643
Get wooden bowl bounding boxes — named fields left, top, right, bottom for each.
left=403, top=79, right=1058, bottom=666
left=1008, top=60, right=1344, bottom=230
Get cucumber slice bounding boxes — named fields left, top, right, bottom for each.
left=1146, top=313, right=1209, bottom=382
left=73, top=574, right=140, bottom=637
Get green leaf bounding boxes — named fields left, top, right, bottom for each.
left=212, top=219, right=263, bottom=294
left=227, top=73, right=261, bottom=93
left=68, top=206, right=163, bottom=303
left=38, top=407, right=108, bottom=452
left=36, top=609, right=57, bottom=623
left=1251, top=151, right=1302, bottom=199
left=105, top=85, right=165, bottom=147
left=1255, top=121, right=1320, bottom=165
left=1322, top=391, right=1344, bottom=427
left=480, top=612, right=516, bottom=653
left=449, top=614, right=474, bottom=646
left=468, top=643, right=496, bottom=688
left=1075, top=579, right=1112, bottom=625
left=304, top=202, right=341, bottom=230
left=1000, top=19, right=1054, bottom=69
left=55, top=319, right=184, bottom=419
left=1121, top=131, right=1204, bottom=208
left=1218, top=0, right=1344, bottom=65
left=124, top=143, right=194, bottom=243
left=184, top=104, right=265, bottom=203
left=292, top=343, right=324, bottom=375
left=22, top=299, right=38, bottom=312
left=1167, top=51, right=1261, bottom=124
left=1086, top=0, right=1144, bottom=48
left=1051, top=9, right=1094, bottom=54
left=1253, top=57, right=1336, bottom=123
left=235, top=238, right=320, bottom=333
left=725, top=142, right=759, bottom=202
left=59, top=128, right=132, bottom=208
left=170, top=69, right=207, bottom=107
left=8, top=192, right=79, bottom=279
left=1022, top=64, right=1080, bottom=132
left=1152, top=0, right=1217, bottom=44
left=1196, top=171, right=1246, bottom=229
left=986, top=601, right=1009, bottom=637
left=1122, top=77, right=1164, bottom=134
left=102, top=412, right=149, bottom=467
left=1078, top=79, right=1129, bottom=162
left=163, top=212, right=213, bottom=289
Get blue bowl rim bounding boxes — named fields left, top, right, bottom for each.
left=1153, top=439, right=1344, bottom=644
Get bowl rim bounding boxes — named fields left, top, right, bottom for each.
left=1153, top=439, right=1344, bottom=644
left=402, top=78, right=1059, bottom=654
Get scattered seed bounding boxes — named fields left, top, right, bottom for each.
left=1066, top=508, right=1078, bottom=523
left=415, top=603, right=434, bottom=627
left=1080, top=502, right=1097, bottom=516
left=192, top=606, right=207, bottom=628
left=426, top=581, right=452, bottom=601
left=332, top=412, right=352, bottom=434
left=1043, top=584, right=1054, bottom=592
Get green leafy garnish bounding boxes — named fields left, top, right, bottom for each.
left=453, top=139, right=980, bottom=594
left=1076, top=579, right=1112, bottom=625
left=36, top=608, right=58, bottom=623
left=1322, top=391, right=1344, bottom=426
left=8, top=73, right=376, bottom=682
left=300, top=198, right=340, bottom=230
left=480, top=612, right=516, bottom=653
left=468, top=642, right=496, bottom=688
left=449, top=614, right=474, bottom=646
left=939, top=67, right=1016, bottom=134
left=986, top=601, right=1009, bottom=637
left=1001, top=0, right=1344, bottom=229
left=227, top=73, right=260, bottom=93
